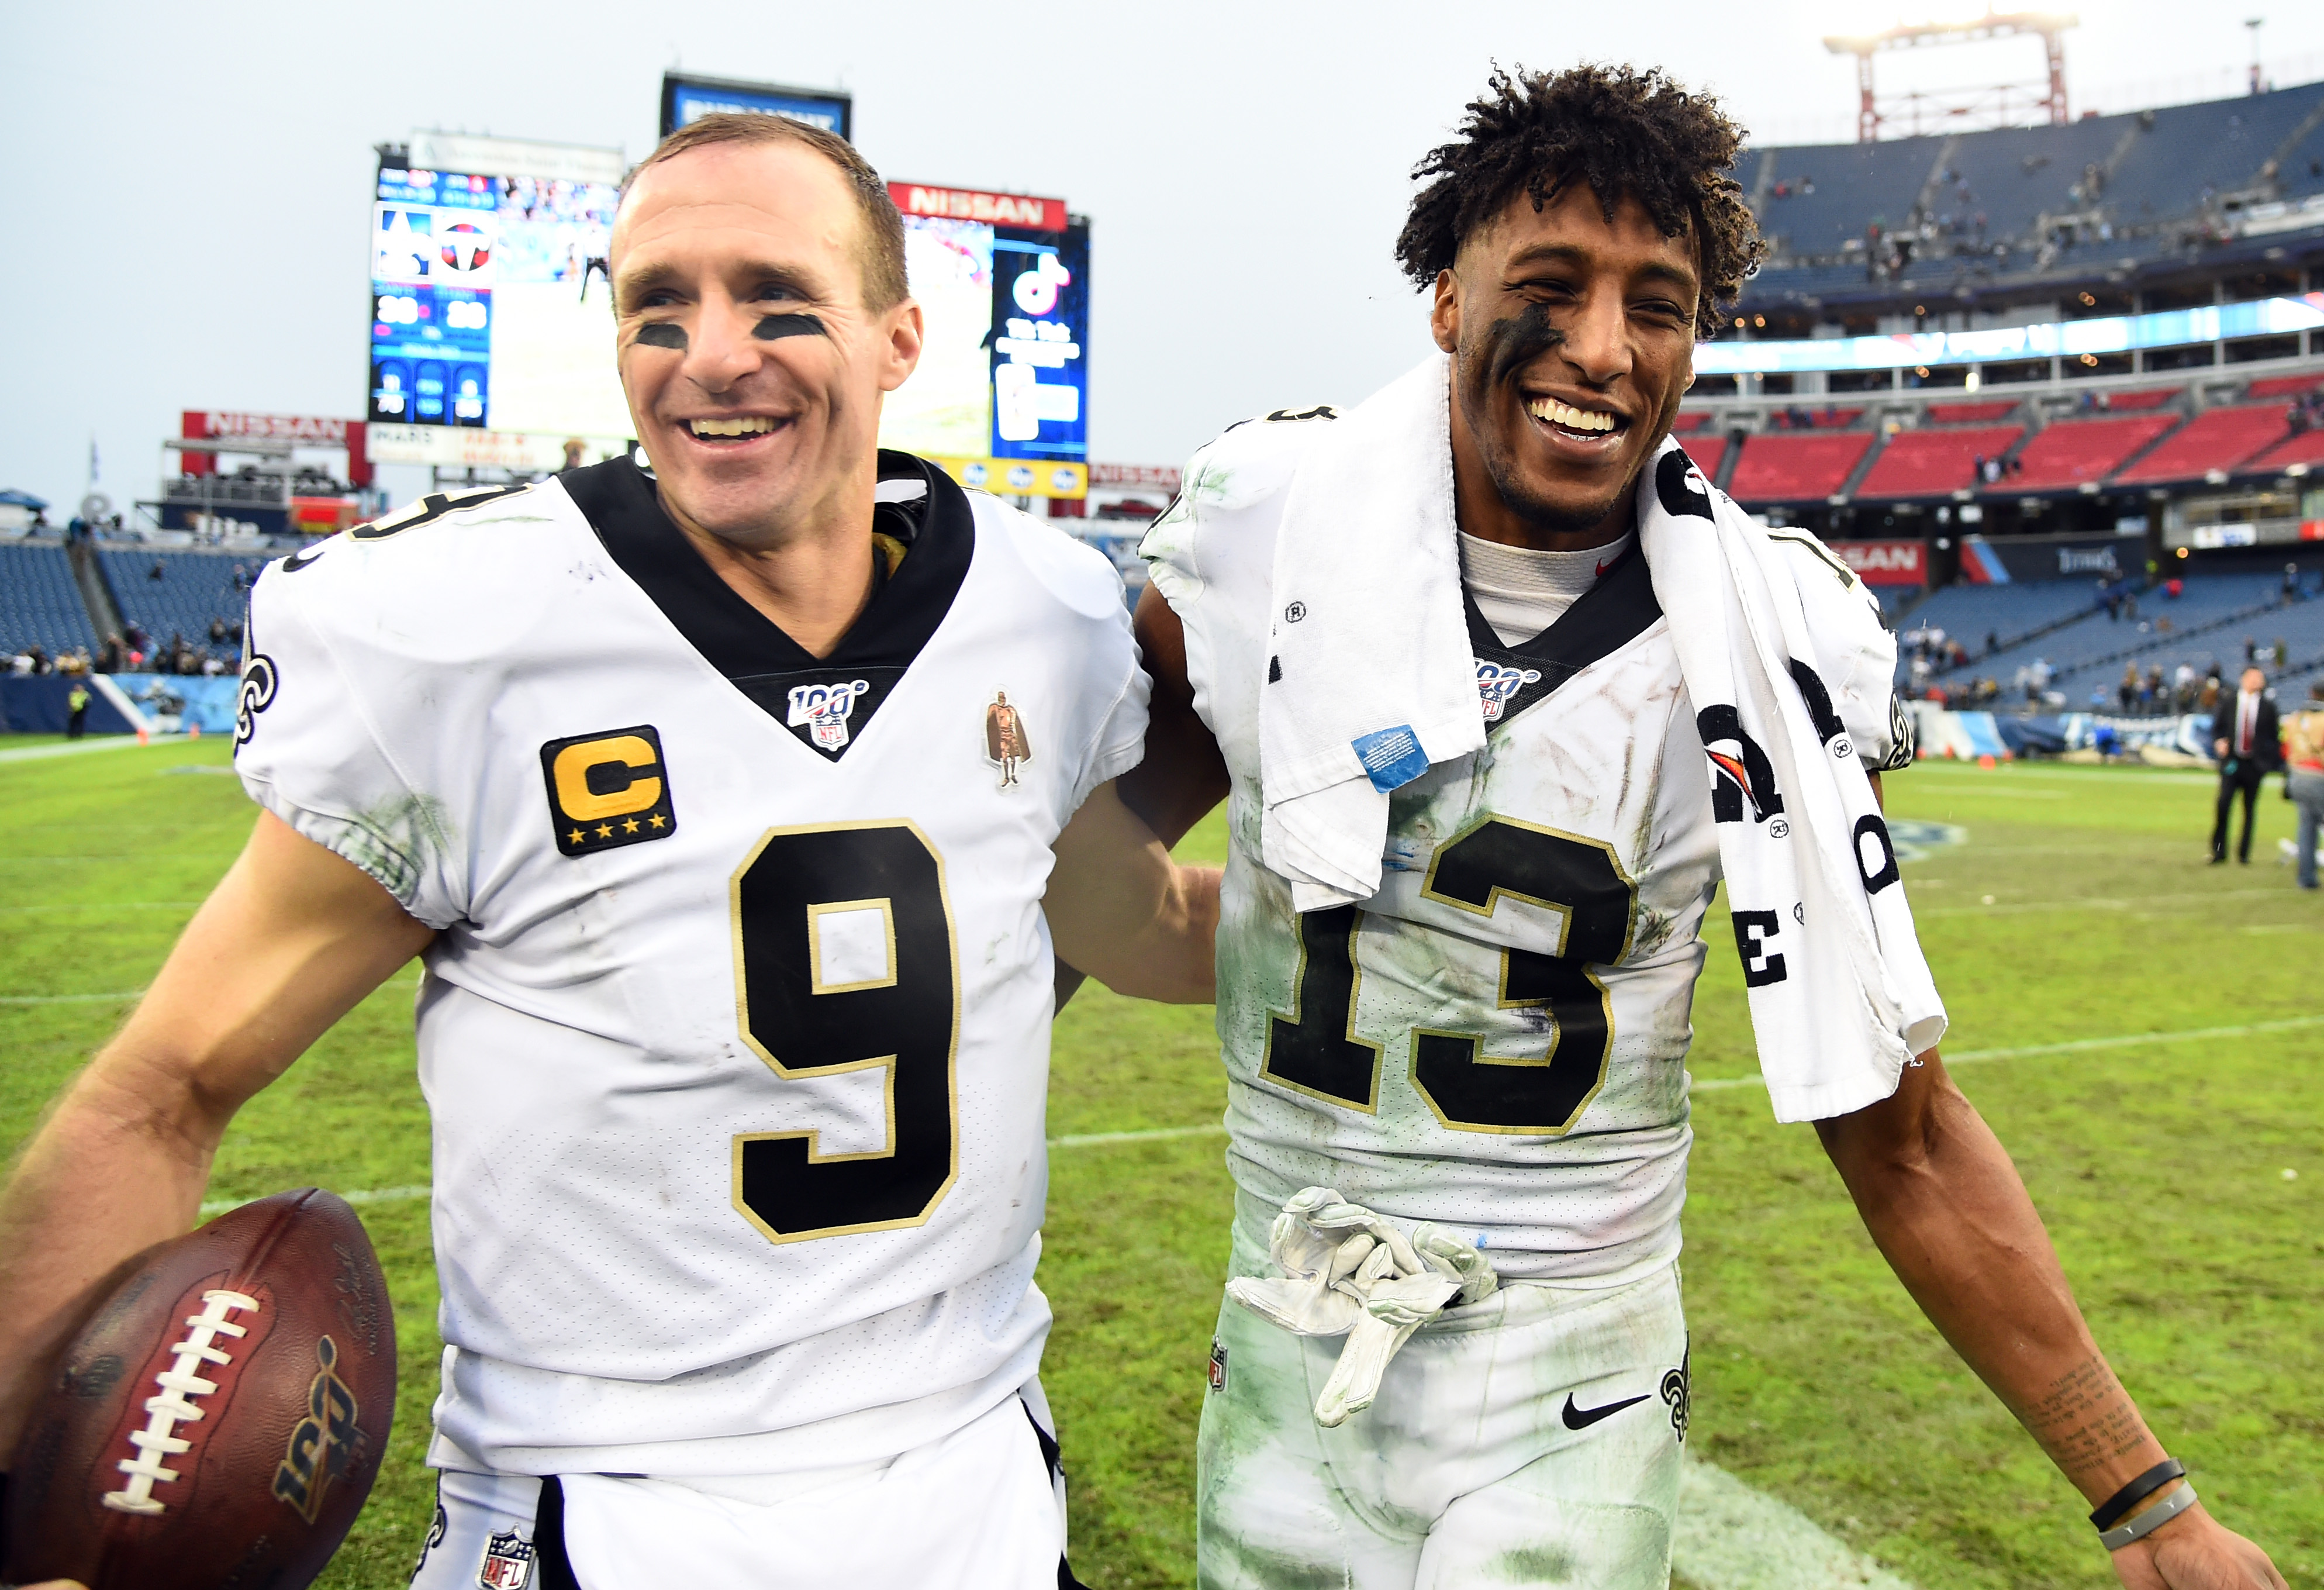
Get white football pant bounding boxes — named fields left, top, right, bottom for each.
left=410, top=1388, right=1072, bottom=1589
left=1198, top=1236, right=1689, bottom=1590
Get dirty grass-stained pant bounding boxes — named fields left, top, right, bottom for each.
left=1197, top=1220, right=1688, bottom=1590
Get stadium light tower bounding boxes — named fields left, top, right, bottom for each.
left=1824, top=9, right=2078, bottom=143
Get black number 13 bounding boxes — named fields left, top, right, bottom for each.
left=1262, top=816, right=1637, bottom=1136
left=730, top=822, right=960, bottom=1244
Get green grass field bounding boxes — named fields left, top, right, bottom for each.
left=2, top=734, right=2317, bottom=1588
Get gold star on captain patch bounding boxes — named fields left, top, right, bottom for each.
left=567, top=829, right=585, bottom=846
left=596, top=823, right=614, bottom=839
left=623, top=817, right=641, bottom=834
left=649, top=813, right=667, bottom=829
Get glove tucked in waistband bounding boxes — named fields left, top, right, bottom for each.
left=1224, top=1187, right=1498, bottom=1426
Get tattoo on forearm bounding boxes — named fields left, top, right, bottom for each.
left=2022, top=1355, right=2150, bottom=1474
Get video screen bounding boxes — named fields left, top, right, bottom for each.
left=368, top=160, right=628, bottom=441
left=879, top=196, right=1089, bottom=476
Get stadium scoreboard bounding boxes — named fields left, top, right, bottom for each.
left=365, top=134, right=630, bottom=471
left=660, top=73, right=852, bottom=139
left=882, top=182, right=1091, bottom=499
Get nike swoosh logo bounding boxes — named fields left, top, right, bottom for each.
left=1560, top=1391, right=1649, bottom=1430
left=1596, top=560, right=1616, bottom=578
left=281, top=543, right=327, bottom=572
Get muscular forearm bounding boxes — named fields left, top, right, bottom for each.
left=1818, top=1057, right=2165, bottom=1503
left=0, top=1047, right=229, bottom=1451
left=1071, top=862, right=1221, bottom=1004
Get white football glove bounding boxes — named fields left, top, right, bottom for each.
left=1224, top=1187, right=1498, bottom=1426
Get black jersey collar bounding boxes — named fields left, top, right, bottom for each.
left=560, top=451, right=973, bottom=760
left=1463, top=539, right=1663, bottom=728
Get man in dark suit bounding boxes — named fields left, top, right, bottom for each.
left=2211, top=666, right=2281, bottom=863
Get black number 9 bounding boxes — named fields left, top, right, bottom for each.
left=730, top=822, right=960, bottom=1243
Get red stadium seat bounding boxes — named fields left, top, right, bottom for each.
left=1925, top=400, right=2018, bottom=425
left=2114, top=405, right=2290, bottom=484
left=1859, top=425, right=2022, bottom=498
left=2007, top=414, right=2178, bottom=491
left=1726, top=432, right=1873, bottom=503
left=2090, top=387, right=2180, bottom=411
left=1670, top=411, right=1711, bottom=433
left=2240, top=427, right=2324, bottom=475
left=1680, top=434, right=1728, bottom=482
left=2246, top=373, right=2324, bottom=401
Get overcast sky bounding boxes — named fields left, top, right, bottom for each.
left=5, top=1, right=2322, bottom=513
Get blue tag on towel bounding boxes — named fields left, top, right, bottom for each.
left=1352, top=725, right=1430, bottom=793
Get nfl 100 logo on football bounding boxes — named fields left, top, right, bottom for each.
left=788, top=678, right=873, bottom=750
left=1475, top=658, right=1543, bottom=723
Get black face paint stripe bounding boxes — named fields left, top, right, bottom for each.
left=634, top=323, right=688, bottom=351
left=754, top=312, right=827, bottom=341
left=1483, top=300, right=1568, bottom=391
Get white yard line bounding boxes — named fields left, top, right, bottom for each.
left=1910, top=886, right=2287, bottom=916
left=0, top=733, right=190, bottom=764
left=1676, top=1457, right=1916, bottom=1590
left=1693, top=1013, right=2324, bottom=1093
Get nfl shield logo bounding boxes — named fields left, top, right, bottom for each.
left=1474, top=659, right=1543, bottom=723
left=787, top=679, right=872, bottom=751
left=479, top=1529, right=535, bottom=1589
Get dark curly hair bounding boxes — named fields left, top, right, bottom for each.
left=1396, top=65, right=1763, bottom=339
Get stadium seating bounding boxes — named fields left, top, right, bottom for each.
left=2007, top=413, right=2179, bottom=491
left=1679, top=435, right=1728, bottom=484
left=1899, top=581, right=2102, bottom=675
left=0, top=544, right=99, bottom=658
left=1670, top=411, right=1710, bottom=433
left=2247, top=374, right=2324, bottom=401
left=1926, top=400, right=2019, bottom=424
left=1725, top=432, right=1873, bottom=504
left=1859, top=425, right=2022, bottom=498
left=99, top=549, right=255, bottom=659
left=1743, top=134, right=1951, bottom=260
left=2103, top=86, right=2324, bottom=233
left=2096, top=388, right=2180, bottom=412
left=2114, top=405, right=2291, bottom=485
left=2241, top=427, right=2324, bottom=475
left=1957, top=572, right=2295, bottom=689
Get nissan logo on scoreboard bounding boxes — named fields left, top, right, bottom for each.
left=1830, top=539, right=1926, bottom=585
left=888, top=183, right=1069, bottom=233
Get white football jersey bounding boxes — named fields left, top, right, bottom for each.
left=234, top=454, right=1147, bottom=1477
left=1144, top=411, right=1905, bottom=1284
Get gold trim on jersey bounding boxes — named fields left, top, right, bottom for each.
left=805, top=897, right=900, bottom=995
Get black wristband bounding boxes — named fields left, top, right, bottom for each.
left=2090, top=1458, right=2186, bottom=1532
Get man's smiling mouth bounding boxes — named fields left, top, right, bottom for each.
left=685, top=416, right=782, bottom=440
left=1524, top=396, right=1625, bottom=437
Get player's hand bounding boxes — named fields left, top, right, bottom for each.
left=2108, top=1501, right=2287, bottom=1590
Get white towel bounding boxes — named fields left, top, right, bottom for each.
left=1251, top=351, right=1946, bottom=1122
left=1259, top=354, right=1483, bottom=911
left=1638, top=443, right=1946, bottom=1120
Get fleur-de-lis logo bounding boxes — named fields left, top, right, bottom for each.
left=1660, top=1340, right=1691, bottom=1443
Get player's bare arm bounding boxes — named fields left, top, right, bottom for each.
left=1818, top=1060, right=2287, bottom=1590
left=0, top=812, right=431, bottom=1456
left=1044, top=778, right=1218, bottom=1005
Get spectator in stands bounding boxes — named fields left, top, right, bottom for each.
left=2275, top=639, right=2289, bottom=670
left=2281, top=683, right=2324, bottom=891
left=2119, top=662, right=2140, bottom=714
left=2211, top=667, right=2281, bottom=865
left=147, top=561, right=164, bottom=582
left=2146, top=665, right=2166, bottom=713
left=95, top=634, right=122, bottom=675
left=2286, top=564, right=2303, bottom=603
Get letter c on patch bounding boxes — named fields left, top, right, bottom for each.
left=552, top=735, right=662, bottom=820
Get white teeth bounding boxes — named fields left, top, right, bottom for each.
left=688, top=416, right=776, bottom=437
left=1525, top=398, right=1618, bottom=433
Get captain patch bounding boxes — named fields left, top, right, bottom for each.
left=541, top=725, right=678, bottom=857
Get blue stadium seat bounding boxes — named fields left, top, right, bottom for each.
left=0, top=543, right=100, bottom=658
left=99, top=548, right=258, bottom=661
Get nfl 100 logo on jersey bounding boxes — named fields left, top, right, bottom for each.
left=539, top=725, right=678, bottom=857
left=1475, top=658, right=1543, bottom=723
left=787, top=679, right=872, bottom=750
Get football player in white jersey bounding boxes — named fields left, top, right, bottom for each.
left=0, top=115, right=1217, bottom=1589
left=1123, top=68, right=2283, bottom=1590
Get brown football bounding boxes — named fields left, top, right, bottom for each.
left=4, top=1188, right=396, bottom=1590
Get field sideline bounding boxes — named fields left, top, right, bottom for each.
left=1, top=736, right=2316, bottom=1588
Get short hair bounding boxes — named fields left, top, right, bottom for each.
left=1396, top=65, right=1764, bottom=340
left=623, top=112, right=908, bottom=309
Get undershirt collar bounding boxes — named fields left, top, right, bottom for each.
left=1459, top=530, right=1636, bottom=647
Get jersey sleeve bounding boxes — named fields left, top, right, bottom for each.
left=1771, top=529, right=1913, bottom=774
left=232, top=562, right=468, bottom=929
left=1138, top=408, right=1325, bottom=613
